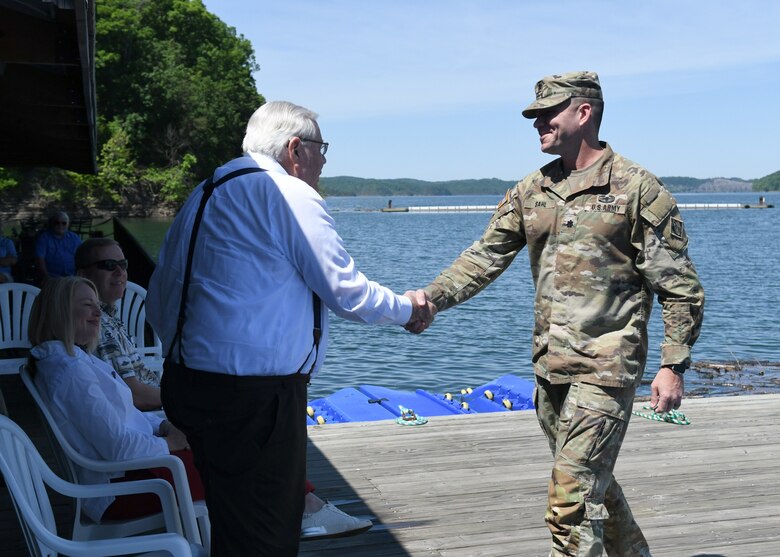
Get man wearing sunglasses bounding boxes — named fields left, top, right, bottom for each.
left=34, top=210, right=82, bottom=283
left=75, top=238, right=162, bottom=410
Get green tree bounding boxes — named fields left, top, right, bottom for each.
left=0, top=1, right=264, bottom=212
left=68, top=119, right=135, bottom=205
left=753, top=170, right=780, bottom=191
left=0, top=168, right=20, bottom=193
left=93, top=0, right=263, bottom=204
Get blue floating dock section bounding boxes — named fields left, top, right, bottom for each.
left=306, top=374, right=535, bottom=425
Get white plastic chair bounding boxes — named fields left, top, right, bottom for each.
left=0, top=283, right=40, bottom=375
left=19, top=365, right=210, bottom=552
left=0, top=413, right=204, bottom=557
left=118, top=281, right=164, bottom=372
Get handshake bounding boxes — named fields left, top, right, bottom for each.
left=402, top=290, right=438, bottom=334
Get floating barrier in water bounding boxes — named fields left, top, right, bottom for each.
left=381, top=202, right=773, bottom=213
left=306, top=373, right=535, bottom=425
left=677, top=203, right=773, bottom=209
left=381, top=205, right=495, bottom=213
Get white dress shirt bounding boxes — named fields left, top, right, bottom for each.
left=147, top=153, right=412, bottom=377
left=31, top=341, right=168, bottom=522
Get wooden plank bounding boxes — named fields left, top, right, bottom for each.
left=300, top=393, right=780, bottom=557
left=1, top=392, right=778, bottom=556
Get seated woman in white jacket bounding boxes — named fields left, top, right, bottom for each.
left=28, top=275, right=372, bottom=540
left=27, top=275, right=201, bottom=523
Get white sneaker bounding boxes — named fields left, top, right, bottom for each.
left=300, top=502, right=373, bottom=540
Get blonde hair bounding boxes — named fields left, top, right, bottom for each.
left=28, top=276, right=100, bottom=356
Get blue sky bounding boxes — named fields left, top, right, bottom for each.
left=204, top=1, right=780, bottom=182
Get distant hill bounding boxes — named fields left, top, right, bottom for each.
left=320, top=176, right=516, bottom=197
left=752, top=170, right=780, bottom=191
left=662, top=176, right=754, bottom=192
left=694, top=178, right=753, bottom=192
left=659, top=176, right=709, bottom=192
left=320, top=174, right=768, bottom=197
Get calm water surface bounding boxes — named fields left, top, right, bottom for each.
left=122, top=191, right=780, bottom=400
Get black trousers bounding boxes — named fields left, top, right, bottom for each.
left=161, top=362, right=309, bottom=557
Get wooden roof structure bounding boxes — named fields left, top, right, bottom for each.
left=0, top=0, right=97, bottom=173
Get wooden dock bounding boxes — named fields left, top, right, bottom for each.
left=300, top=393, right=780, bottom=557
left=2, top=387, right=778, bottom=556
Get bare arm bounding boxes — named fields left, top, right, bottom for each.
left=0, top=254, right=16, bottom=267
left=122, top=376, right=163, bottom=411
left=34, top=255, right=48, bottom=281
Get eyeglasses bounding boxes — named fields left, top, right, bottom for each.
left=299, top=138, right=329, bottom=156
left=85, top=259, right=128, bottom=272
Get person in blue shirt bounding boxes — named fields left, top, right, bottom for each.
left=34, top=211, right=82, bottom=283
left=0, top=219, right=17, bottom=283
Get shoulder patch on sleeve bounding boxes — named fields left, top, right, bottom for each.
left=641, top=187, right=676, bottom=228
left=670, top=217, right=685, bottom=240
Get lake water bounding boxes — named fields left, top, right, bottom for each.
left=121, top=191, right=780, bottom=400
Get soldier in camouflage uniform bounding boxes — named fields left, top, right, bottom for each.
left=422, top=71, right=704, bottom=556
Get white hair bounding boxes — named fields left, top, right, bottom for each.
left=241, top=101, right=319, bottom=160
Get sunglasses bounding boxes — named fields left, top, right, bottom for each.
left=85, top=259, right=128, bottom=271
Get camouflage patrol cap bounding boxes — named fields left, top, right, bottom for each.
left=522, top=71, right=602, bottom=119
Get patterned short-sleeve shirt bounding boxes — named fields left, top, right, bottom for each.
left=94, top=302, right=161, bottom=387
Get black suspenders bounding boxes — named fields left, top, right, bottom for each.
left=166, top=166, right=322, bottom=377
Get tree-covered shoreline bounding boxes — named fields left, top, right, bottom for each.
left=0, top=0, right=263, bottom=218
left=318, top=175, right=771, bottom=197
left=1, top=0, right=778, bottom=223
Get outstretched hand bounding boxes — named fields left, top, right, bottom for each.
left=650, top=367, right=684, bottom=413
left=403, top=289, right=437, bottom=334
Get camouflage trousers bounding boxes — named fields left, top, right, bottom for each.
left=534, top=377, right=652, bottom=557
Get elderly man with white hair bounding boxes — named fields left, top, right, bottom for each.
left=147, top=101, right=435, bottom=556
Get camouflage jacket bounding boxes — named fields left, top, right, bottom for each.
left=424, top=144, right=704, bottom=387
